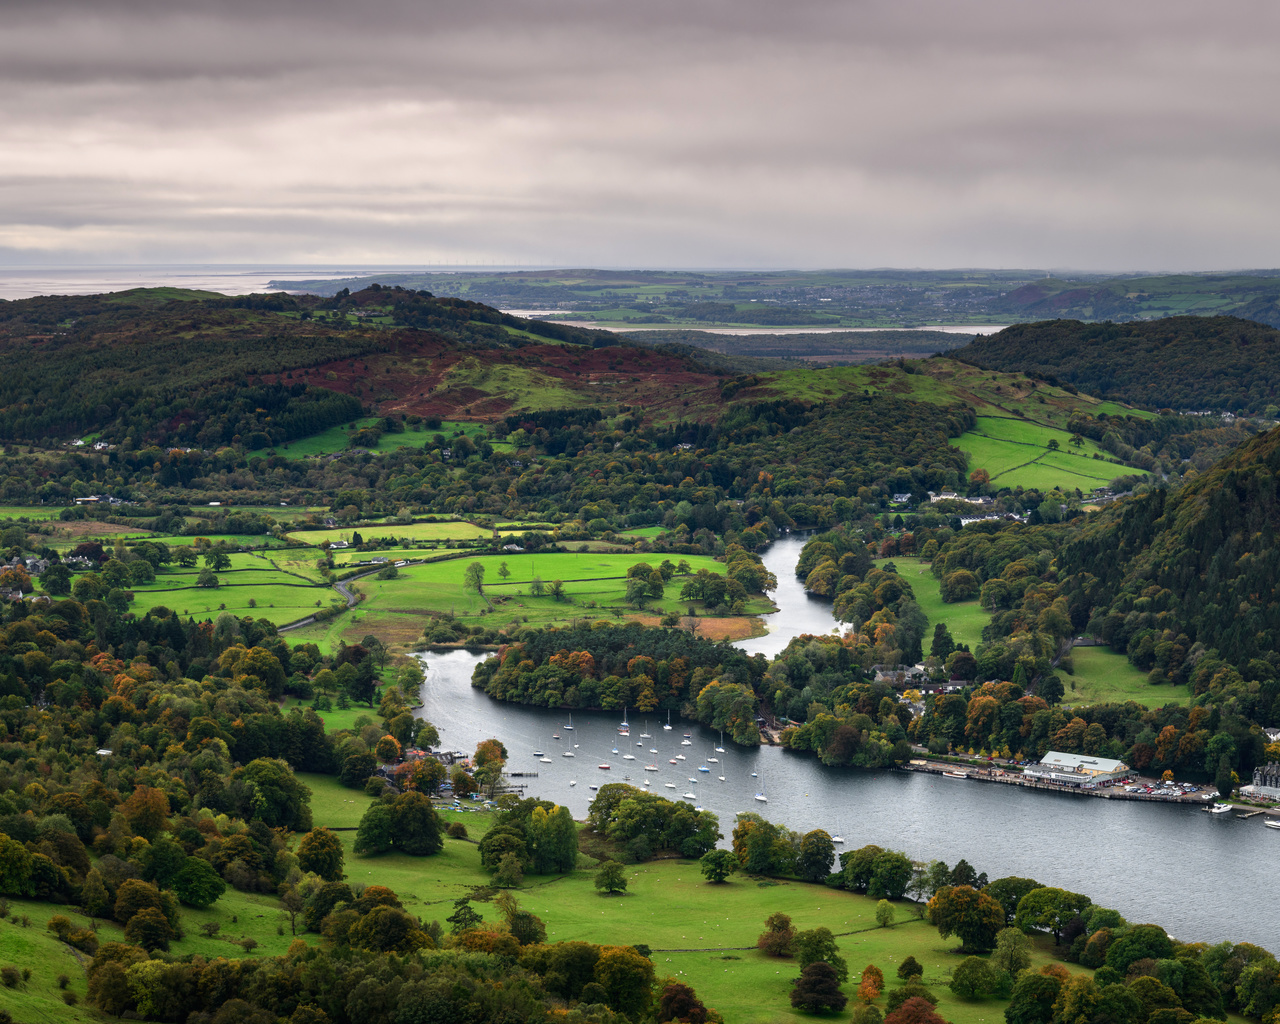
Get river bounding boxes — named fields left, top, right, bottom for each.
left=417, top=535, right=1278, bottom=950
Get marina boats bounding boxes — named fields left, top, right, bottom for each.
left=564, top=714, right=574, bottom=731
left=1205, top=803, right=1233, bottom=813
left=539, top=757, right=553, bottom=763
left=698, top=765, right=710, bottom=773
left=832, top=835, right=845, bottom=843
left=589, top=784, right=599, bottom=791
left=533, top=750, right=543, bottom=757
left=569, top=781, right=576, bottom=787
left=562, top=751, right=575, bottom=757
left=665, top=782, right=676, bottom=788
left=640, top=721, right=651, bottom=738
left=715, top=731, right=725, bottom=754
left=598, top=763, right=611, bottom=770
left=943, top=770, right=969, bottom=779
left=644, top=764, right=660, bottom=771
left=755, top=792, right=768, bottom=802
left=669, top=758, right=678, bottom=764
left=619, top=708, right=630, bottom=736
left=623, top=752, right=636, bottom=760
left=676, top=754, right=687, bottom=761
left=683, top=792, right=697, bottom=800
left=663, top=711, right=672, bottom=731
left=1265, top=820, right=1280, bottom=830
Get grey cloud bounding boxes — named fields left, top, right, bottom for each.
left=1, top=0, right=1278, bottom=269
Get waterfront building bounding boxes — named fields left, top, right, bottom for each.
left=1023, top=751, right=1130, bottom=786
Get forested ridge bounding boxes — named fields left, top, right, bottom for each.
left=952, top=316, right=1280, bottom=414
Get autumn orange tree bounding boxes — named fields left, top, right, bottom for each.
left=858, top=963, right=885, bottom=1002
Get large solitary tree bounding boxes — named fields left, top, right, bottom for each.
left=928, top=885, right=1005, bottom=953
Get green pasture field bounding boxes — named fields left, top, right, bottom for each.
left=950, top=417, right=1122, bottom=491
left=0, top=505, right=63, bottom=521
left=875, top=558, right=989, bottom=651
left=304, top=823, right=1088, bottom=1024
left=617, top=525, right=668, bottom=539
left=195, top=505, right=328, bottom=521
left=276, top=417, right=498, bottom=461
left=126, top=555, right=333, bottom=623
left=495, top=521, right=557, bottom=531
left=332, top=547, right=469, bottom=568
left=1064, top=646, right=1189, bottom=709
left=296, top=771, right=377, bottom=828
left=287, top=521, right=492, bottom=545
left=160, top=533, right=291, bottom=548
left=296, top=551, right=761, bottom=651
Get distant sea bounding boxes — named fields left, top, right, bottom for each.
left=0, top=264, right=446, bottom=301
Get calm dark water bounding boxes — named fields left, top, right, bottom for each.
left=417, top=536, right=1279, bottom=950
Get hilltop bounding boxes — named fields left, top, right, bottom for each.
left=950, top=315, right=1280, bottom=415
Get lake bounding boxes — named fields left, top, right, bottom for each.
left=417, top=535, right=1278, bottom=950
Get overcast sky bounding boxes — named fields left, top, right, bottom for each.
left=2, top=0, right=1278, bottom=271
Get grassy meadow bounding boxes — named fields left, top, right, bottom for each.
left=310, top=550, right=764, bottom=650
left=0, top=790, right=1090, bottom=1024
left=950, top=416, right=1121, bottom=491
left=876, top=558, right=989, bottom=652
left=287, top=521, right=493, bottom=545
left=1064, top=646, right=1189, bottom=708
left=125, top=553, right=334, bottom=624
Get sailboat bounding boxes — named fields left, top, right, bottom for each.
left=754, top=765, right=768, bottom=803
left=564, top=713, right=574, bottom=731
left=640, top=721, right=651, bottom=738
left=715, top=730, right=725, bottom=754
left=663, top=711, right=672, bottom=731
left=618, top=707, right=630, bottom=736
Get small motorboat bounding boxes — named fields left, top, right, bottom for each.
left=698, top=765, right=710, bottom=773
left=645, top=764, right=659, bottom=771
left=665, top=782, right=676, bottom=789
left=569, top=781, right=577, bottom=787
left=683, top=792, right=697, bottom=800
left=676, top=754, right=686, bottom=761
left=589, top=784, right=599, bottom=791
left=533, top=751, right=544, bottom=757
left=1204, top=804, right=1232, bottom=813
left=669, top=758, right=678, bottom=764
left=1265, top=819, right=1280, bottom=830
left=598, top=763, right=611, bottom=770
left=539, top=757, right=553, bottom=763
left=623, top=753, right=636, bottom=760
left=832, top=835, right=845, bottom=844
left=562, top=751, right=575, bottom=757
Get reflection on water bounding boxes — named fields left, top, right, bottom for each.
left=416, top=537, right=1275, bottom=949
